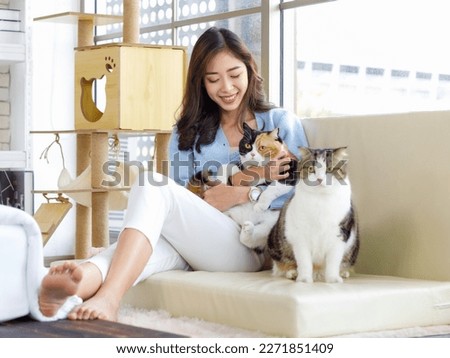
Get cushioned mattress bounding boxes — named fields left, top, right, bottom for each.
left=122, top=270, right=450, bottom=337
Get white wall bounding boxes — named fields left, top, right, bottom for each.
left=9, top=0, right=27, bottom=155
left=31, top=0, right=79, bottom=256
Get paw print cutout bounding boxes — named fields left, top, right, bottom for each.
left=105, top=56, right=116, bottom=73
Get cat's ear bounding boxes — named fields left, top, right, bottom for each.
left=333, top=147, right=348, bottom=161
left=269, top=128, right=280, bottom=140
left=242, top=122, right=253, bottom=140
left=299, top=146, right=311, bottom=159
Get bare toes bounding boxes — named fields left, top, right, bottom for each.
left=39, top=262, right=83, bottom=317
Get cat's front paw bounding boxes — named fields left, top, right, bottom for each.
left=313, top=271, right=324, bottom=281
left=253, top=201, right=269, bottom=212
left=296, top=275, right=313, bottom=283
left=240, top=221, right=254, bottom=247
left=241, top=221, right=254, bottom=234
left=325, top=275, right=344, bottom=284
left=285, top=269, right=298, bottom=281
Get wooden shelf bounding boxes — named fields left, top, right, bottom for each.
left=31, top=128, right=172, bottom=135
left=33, top=12, right=123, bottom=26
left=33, top=187, right=131, bottom=194
left=75, top=42, right=187, bottom=52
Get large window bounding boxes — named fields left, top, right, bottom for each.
left=281, top=0, right=450, bottom=117
left=94, top=0, right=450, bottom=231
left=97, top=0, right=262, bottom=63
left=97, top=0, right=450, bottom=117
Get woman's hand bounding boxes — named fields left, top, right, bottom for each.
left=230, top=151, right=291, bottom=186
left=203, top=184, right=249, bottom=212
left=263, top=151, right=291, bottom=182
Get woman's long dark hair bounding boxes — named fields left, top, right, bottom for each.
left=176, top=27, right=274, bottom=152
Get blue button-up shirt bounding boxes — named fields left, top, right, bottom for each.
left=169, top=108, right=309, bottom=209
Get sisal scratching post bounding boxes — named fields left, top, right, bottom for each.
left=155, top=133, right=171, bottom=176
left=91, top=132, right=110, bottom=249
left=75, top=134, right=92, bottom=259
left=123, top=0, right=140, bottom=43
left=123, top=0, right=172, bottom=175
left=75, top=19, right=94, bottom=259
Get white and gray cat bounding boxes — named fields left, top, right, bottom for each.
left=267, top=147, right=359, bottom=283
left=188, top=123, right=296, bottom=251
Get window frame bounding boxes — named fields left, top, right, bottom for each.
left=90, top=0, right=334, bottom=107
left=92, top=0, right=450, bottom=118
left=91, top=0, right=285, bottom=105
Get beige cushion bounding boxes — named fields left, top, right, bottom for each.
left=123, top=270, right=450, bottom=337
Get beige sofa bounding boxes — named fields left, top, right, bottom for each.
left=123, top=110, right=450, bottom=337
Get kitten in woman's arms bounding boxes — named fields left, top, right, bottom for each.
left=238, top=123, right=297, bottom=212
left=188, top=123, right=296, bottom=251
left=267, top=147, right=359, bottom=283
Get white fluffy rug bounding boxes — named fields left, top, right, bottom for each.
left=118, top=305, right=269, bottom=338
left=118, top=304, right=450, bottom=338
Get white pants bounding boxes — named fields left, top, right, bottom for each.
left=88, top=172, right=265, bottom=285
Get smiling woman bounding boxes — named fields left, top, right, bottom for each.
left=36, top=26, right=308, bottom=323
left=175, top=26, right=274, bottom=154
left=203, top=51, right=249, bottom=129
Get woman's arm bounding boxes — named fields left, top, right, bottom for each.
left=277, top=110, right=309, bottom=158
left=203, top=184, right=250, bottom=212
left=168, top=130, right=194, bottom=186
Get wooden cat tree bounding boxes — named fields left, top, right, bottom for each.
left=34, top=0, right=186, bottom=259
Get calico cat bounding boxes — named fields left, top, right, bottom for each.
left=267, top=147, right=359, bottom=283
left=188, top=123, right=296, bottom=251
left=238, top=123, right=297, bottom=212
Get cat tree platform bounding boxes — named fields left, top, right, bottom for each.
left=34, top=6, right=186, bottom=259
left=75, top=43, right=186, bottom=131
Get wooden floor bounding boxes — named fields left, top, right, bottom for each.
left=0, top=316, right=185, bottom=338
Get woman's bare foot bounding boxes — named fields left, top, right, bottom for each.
left=39, top=261, right=83, bottom=317
left=67, top=293, right=120, bottom=321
